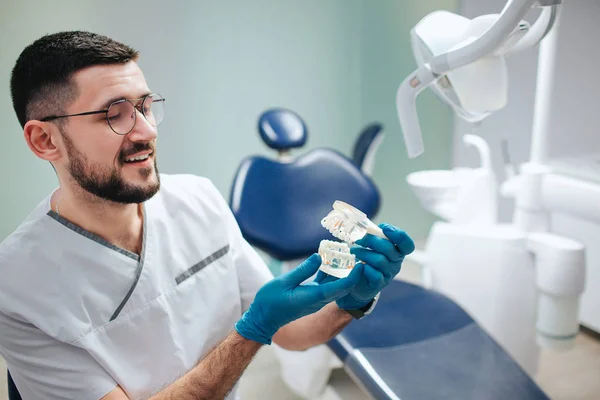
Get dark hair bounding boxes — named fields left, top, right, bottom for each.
left=10, top=31, right=139, bottom=128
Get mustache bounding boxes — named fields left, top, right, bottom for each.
left=120, top=142, right=156, bottom=161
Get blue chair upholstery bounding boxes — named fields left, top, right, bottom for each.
left=258, top=108, right=307, bottom=150
left=352, top=123, right=384, bottom=172
left=329, top=280, right=550, bottom=399
left=258, top=108, right=384, bottom=173
left=230, top=148, right=380, bottom=261
left=7, top=370, right=22, bottom=400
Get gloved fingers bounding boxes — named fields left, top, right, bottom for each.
left=380, top=224, right=415, bottom=255
left=362, top=263, right=386, bottom=290
left=281, top=253, right=322, bottom=287
left=318, top=263, right=363, bottom=302
left=354, top=234, right=403, bottom=263
left=350, top=247, right=398, bottom=280
left=302, top=281, right=320, bottom=287
left=313, top=270, right=333, bottom=284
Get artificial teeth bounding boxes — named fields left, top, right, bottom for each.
left=318, top=240, right=355, bottom=269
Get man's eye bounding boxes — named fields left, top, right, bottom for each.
left=107, top=113, right=121, bottom=121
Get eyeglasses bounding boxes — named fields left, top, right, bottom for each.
left=40, top=93, right=166, bottom=135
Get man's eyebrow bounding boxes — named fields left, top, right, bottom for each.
left=99, top=92, right=153, bottom=109
left=99, top=96, right=125, bottom=110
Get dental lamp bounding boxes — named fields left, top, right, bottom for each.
left=397, top=0, right=562, bottom=158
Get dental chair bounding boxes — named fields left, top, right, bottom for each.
left=239, top=108, right=382, bottom=261
left=258, top=108, right=385, bottom=177
left=229, top=109, right=550, bottom=399
left=352, top=123, right=384, bottom=177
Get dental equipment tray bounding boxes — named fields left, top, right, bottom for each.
left=328, top=280, right=550, bottom=400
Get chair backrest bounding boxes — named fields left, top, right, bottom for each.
left=230, top=148, right=381, bottom=261
left=7, top=370, right=22, bottom=400
left=352, top=123, right=384, bottom=177
left=257, top=108, right=307, bottom=151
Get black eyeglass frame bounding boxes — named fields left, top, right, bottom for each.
left=40, top=93, right=166, bottom=135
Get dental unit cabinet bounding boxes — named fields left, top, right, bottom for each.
left=396, top=0, right=592, bottom=376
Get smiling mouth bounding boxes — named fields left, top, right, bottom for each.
left=123, top=152, right=153, bottom=164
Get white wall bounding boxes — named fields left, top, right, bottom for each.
left=1, top=0, right=364, bottom=240
left=359, top=0, right=458, bottom=237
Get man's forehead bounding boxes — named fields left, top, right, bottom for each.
left=71, top=61, right=149, bottom=107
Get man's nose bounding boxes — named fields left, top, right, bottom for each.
left=127, top=108, right=158, bottom=142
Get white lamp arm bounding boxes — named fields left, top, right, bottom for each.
left=430, top=0, right=538, bottom=74
left=505, top=4, right=561, bottom=54
left=396, top=65, right=436, bottom=158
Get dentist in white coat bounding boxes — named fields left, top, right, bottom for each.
left=0, top=31, right=414, bottom=400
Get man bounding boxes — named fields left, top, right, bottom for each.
left=0, top=31, right=414, bottom=400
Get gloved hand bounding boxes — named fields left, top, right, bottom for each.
left=235, top=253, right=362, bottom=345
left=316, top=223, right=415, bottom=311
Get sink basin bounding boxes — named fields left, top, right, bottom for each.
left=407, top=134, right=497, bottom=224
left=406, top=168, right=473, bottom=220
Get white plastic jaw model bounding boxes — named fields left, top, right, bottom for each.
left=317, top=240, right=356, bottom=279
left=318, top=200, right=386, bottom=278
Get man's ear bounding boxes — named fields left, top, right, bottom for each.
left=24, top=120, right=62, bottom=162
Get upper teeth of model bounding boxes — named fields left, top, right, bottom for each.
left=126, top=154, right=149, bottom=162
left=320, top=240, right=350, bottom=252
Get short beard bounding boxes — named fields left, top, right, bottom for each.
left=61, top=129, right=160, bottom=204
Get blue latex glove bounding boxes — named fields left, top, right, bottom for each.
left=315, top=223, right=415, bottom=310
left=235, top=253, right=362, bottom=345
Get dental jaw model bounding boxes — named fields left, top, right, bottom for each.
left=318, top=200, right=386, bottom=278
left=317, top=240, right=356, bottom=278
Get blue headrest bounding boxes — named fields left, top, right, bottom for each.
left=258, top=108, right=307, bottom=150
left=230, top=149, right=381, bottom=261
left=352, top=123, right=383, bottom=168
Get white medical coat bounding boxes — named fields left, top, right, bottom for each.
left=0, top=174, right=274, bottom=400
